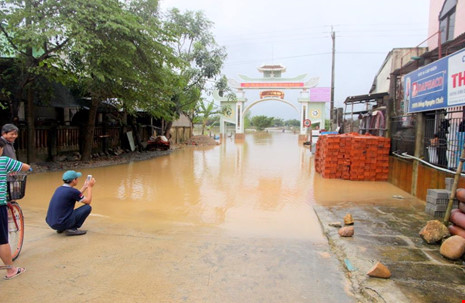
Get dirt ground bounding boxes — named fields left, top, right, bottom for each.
left=184, top=135, right=219, bottom=146
left=30, top=135, right=218, bottom=174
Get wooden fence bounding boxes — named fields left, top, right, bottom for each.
left=15, top=125, right=191, bottom=161
left=16, top=126, right=122, bottom=161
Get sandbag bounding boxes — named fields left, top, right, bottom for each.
left=459, top=202, right=465, bottom=213
left=450, top=209, right=465, bottom=229
left=440, top=235, right=465, bottom=259
left=449, top=224, right=465, bottom=239
left=457, top=188, right=465, bottom=202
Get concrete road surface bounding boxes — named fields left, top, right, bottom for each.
left=2, top=206, right=354, bottom=303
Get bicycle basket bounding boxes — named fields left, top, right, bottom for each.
left=7, top=173, right=27, bottom=201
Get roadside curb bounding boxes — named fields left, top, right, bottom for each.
left=313, top=205, right=400, bottom=303
left=312, top=203, right=465, bottom=303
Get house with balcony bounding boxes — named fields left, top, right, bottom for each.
left=340, top=0, right=465, bottom=200
left=389, top=0, right=465, bottom=199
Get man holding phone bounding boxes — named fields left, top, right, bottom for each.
left=45, top=170, right=96, bottom=236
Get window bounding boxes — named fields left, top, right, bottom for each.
left=439, top=0, right=456, bottom=44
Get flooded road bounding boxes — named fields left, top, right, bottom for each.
left=5, top=132, right=355, bottom=302
left=26, top=132, right=325, bottom=239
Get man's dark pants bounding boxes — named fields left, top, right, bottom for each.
left=54, top=205, right=91, bottom=231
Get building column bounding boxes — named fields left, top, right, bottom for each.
left=235, top=101, right=245, bottom=140
left=299, top=102, right=309, bottom=140
left=411, top=112, right=425, bottom=196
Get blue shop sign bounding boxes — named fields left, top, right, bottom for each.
left=406, top=48, right=465, bottom=113
left=405, top=58, right=447, bottom=113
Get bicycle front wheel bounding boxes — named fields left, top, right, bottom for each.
left=8, top=202, right=24, bottom=261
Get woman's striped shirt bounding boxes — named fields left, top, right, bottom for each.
left=0, top=156, right=23, bottom=206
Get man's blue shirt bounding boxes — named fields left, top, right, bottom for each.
left=46, top=184, right=84, bottom=228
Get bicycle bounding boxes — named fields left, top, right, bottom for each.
left=6, top=173, right=27, bottom=261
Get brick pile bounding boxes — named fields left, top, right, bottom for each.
left=314, top=133, right=390, bottom=181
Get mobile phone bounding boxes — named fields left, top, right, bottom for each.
left=87, top=175, right=92, bottom=182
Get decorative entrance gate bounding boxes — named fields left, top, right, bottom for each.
left=216, top=64, right=330, bottom=140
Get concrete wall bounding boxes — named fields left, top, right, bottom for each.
left=372, top=55, right=393, bottom=93
left=428, top=0, right=465, bottom=50
left=172, top=113, right=192, bottom=127
left=455, top=0, right=465, bottom=38
left=372, top=49, right=426, bottom=94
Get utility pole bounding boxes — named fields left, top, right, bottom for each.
left=330, top=27, right=336, bottom=130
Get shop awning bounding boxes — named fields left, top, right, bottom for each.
left=344, top=92, right=388, bottom=105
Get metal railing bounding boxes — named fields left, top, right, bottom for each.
left=390, top=115, right=416, bottom=156
left=425, top=110, right=464, bottom=170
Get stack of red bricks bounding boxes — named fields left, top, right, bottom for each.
left=315, top=133, right=390, bottom=181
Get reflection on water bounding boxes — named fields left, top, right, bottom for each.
left=22, top=132, right=323, bottom=240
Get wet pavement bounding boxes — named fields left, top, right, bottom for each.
left=313, top=188, right=465, bottom=302
left=2, top=210, right=353, bottom=302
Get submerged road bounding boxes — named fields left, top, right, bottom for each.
left=3, top=132, right=355, bottom=302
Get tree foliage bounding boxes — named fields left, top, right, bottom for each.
left=65, top=0, right=180, bottom=159
left=250, top=115, right=274, bottom=130
left=272, top=117, right=284, bottom=127
left=0, top=0, right=89, bottom=161
left=194, top=99, right=230, bottom=135
left=0, top=1, right=228, bottom=161
left=160, top=8, right=227, bottom=133
left=0, top=0, right=180, bottom=160
left=243, top=110, right=251, bottom=129
left=285, top=119, right=301, bottom=127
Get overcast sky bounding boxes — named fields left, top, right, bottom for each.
left=159, top=0, right=430, bottom=120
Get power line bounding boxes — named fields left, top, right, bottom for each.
left=216, top=24, right=427, bottom=43
left=217, top=28, right=427, bottom=49
left=223, top=49, right=392, bottom=67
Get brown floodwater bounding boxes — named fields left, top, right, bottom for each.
left=24, top=131, right=324, bottom=241
left=12, top=131, right=409, bottom=301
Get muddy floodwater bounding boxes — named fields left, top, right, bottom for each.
left=27, top=132, right=323, bottom=239
left=6, top=132, right=359, bottom=302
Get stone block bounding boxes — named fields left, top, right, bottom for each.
left=425, top=204, right=446, bottom=218
left=426, top=196, right=458, bottom=206
left=426, top=189, right=450, bottom=199
left=425, top=200, right=458, bottom=212
left=445, top=178, right=454, bottom=191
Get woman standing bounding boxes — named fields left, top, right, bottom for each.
left=0, top=124, right=19, bottom=159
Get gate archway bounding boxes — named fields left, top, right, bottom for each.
left=243, top=98, right=299, bottom=114
left=216, top=64, right=330, bottom=140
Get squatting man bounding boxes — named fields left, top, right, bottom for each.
left=46, top=170, right=96, bottom=236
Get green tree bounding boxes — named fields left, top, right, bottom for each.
left=68, top=0, right=178, bottom=159
left=0, top=0, right=82, bottom=161
left=0, top=0, right=176, bottom=162
left=243, top=111, right=252, bottom=129
left=1, top=0, right=178, bottom=161
left=194, top=99, right=227, bottom=135
left=215, top=75, right=237, bottom=101
left=285, top=119, right=301, bottom=127
left=272, top=117, right=284, bottom=127
left=161, top=8, right=227, bottom=137
left=251, top=115, right=273, bottom=130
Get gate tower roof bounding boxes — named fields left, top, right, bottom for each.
left=257, top=64, right=286, bottom=73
